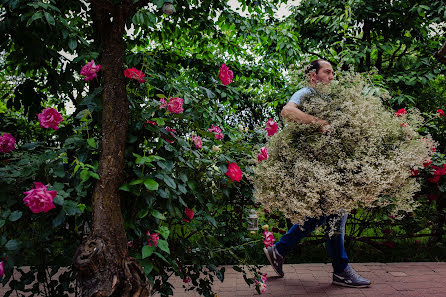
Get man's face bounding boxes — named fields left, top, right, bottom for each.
left=311, top=61, right=334, bottom=85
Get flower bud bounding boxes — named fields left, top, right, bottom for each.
left=212, top=145, right=221, bottom=152
left=262, top=224, right=269, bottom=231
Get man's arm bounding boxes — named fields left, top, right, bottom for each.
left=281, top=102, right=327, bottom=125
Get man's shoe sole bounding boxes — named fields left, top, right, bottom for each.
left=263, top=247, right=284, bottom=278
left=332, top=281, right=371, bottom=288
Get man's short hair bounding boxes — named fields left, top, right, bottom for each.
left=305, top=59, right=329, bottom=75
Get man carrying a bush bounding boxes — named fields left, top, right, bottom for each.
left=263, top=59, right=371, bottom=288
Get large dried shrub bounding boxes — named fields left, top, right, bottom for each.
left=254, top=72, right=435, bottom=225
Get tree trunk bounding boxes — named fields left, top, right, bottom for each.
left=73, top=3, right=151, bottom=297
left=434, top=41, right=446, bottom=66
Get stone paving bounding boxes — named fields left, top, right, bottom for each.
left=157, top=262, right=446, bottom=297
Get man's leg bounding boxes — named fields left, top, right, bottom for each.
left=326, top=211, right=349, bottom=274
left=264, top=216, right=327, bottom=277
left=327, top=210, right=371, bottom=288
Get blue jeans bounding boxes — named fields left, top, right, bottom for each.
left=275, top=211, right=349, bottom=273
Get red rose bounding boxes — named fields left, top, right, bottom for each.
left=225, top=162, right=242, bottom=182
left=218, top=63, right=233, bottom=85
left=437, top=109, right=445, bottom=116
left=124, top=67, right=145, bottom=83
left=394, top=108, right=407, bottom=117
left=265, top=119, right=278, bottom=137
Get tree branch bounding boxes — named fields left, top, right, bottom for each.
left=434, top=41, right=446, bottom=66
left=90, top=0, right=114, bottom=13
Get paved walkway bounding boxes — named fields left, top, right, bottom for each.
left=158, top=263, right=446, bottom=297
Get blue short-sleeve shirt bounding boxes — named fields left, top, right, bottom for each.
left=288, top=87, right=314, bottom=106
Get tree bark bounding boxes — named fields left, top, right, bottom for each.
left=73, top=2, right=151, bottom=296
left=434, top=41, right=446, bottom=66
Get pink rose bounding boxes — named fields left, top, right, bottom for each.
left=214, top=132, right=223, bottom=140
left=37, top=108, right=64, bottom=130
left=191, top=135, right=202, bottom=149
left=208, top=124, right=222, bottom=134
left=80, top=60, right=101, bottom=81
left=183, top=276, right=191, bottom=283
left=124, top=67, right=146, bottom=83
left=146, top=231, right=159, bottom=247
left=159, top=98, right=168, bottom=109
left=437, top=109, right=445, bottom=116
left=0, top=260, right=4, bottom=277
left=265, top=119, right=278, bottom=136
left=394, top=108, right=407, bottom=117
left=257, top=146, right=268, bottom=162
left=208, top=124, right=223, bottom=140
left=184, top=207, right=194, bottom=222
left=168, top=97, right=184, bottom=114
left=23, top=182, right=57, bottom=213
left=225, top=162, right=242, bottom=182
left=263, top=230, right=275, bottom=248
left=255, top=273, right=268, bottom=293
left=0, top=133, right=16, bottom=153
left=218, top=63, right=233, bottom=85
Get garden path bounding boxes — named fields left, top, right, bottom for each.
left=159, top=262, right=446, bottom=297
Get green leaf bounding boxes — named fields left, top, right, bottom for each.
left=80, top=170, right=90, bottom=182
left=52, top=209, right=66, bottom=227
left=178, top=184, right=187, bottom=194
left=119, top=184, right=130, bottom=191
left=44, top=11, right=55, bottom=25
left=54, top=165, right=66, bottom=178
left=63, top=200, right=82, bottom=216
left=157, top=226, right=170, bottom=240
left=157, top=239, right=170, bottom=254
left=143, top=262, right=154, bottom=275
left=9, top=210, right=22, bottom=222
left=153, top=252, right=169, bottom=263
left=163, top=176, right=176, bottom=189
left=5, top=239, right=21, bottom=251
left=144, top=179, right=159, bottom=191
left=151, top=210, right=166, bottom=220
left=68, top=39, right=77, bottom=50
left=53, top=195, right=64, bottom=206
left=27, top=12, right=43, bottom=26
left=87, top=138, right=97, bottom=148
left=130, top=179, right=144, bottom=185
left=138, top=209, right=149, bottom=219
left=205, top=215, right=217, bottom=227
left=142, top=245, right=155, bottom=259
left=0, top=219, right=5, bottom=228
left=90, top=172, right=99, bottom=179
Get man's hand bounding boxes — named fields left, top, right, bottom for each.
left=320, top=123, right=332, bottom=134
